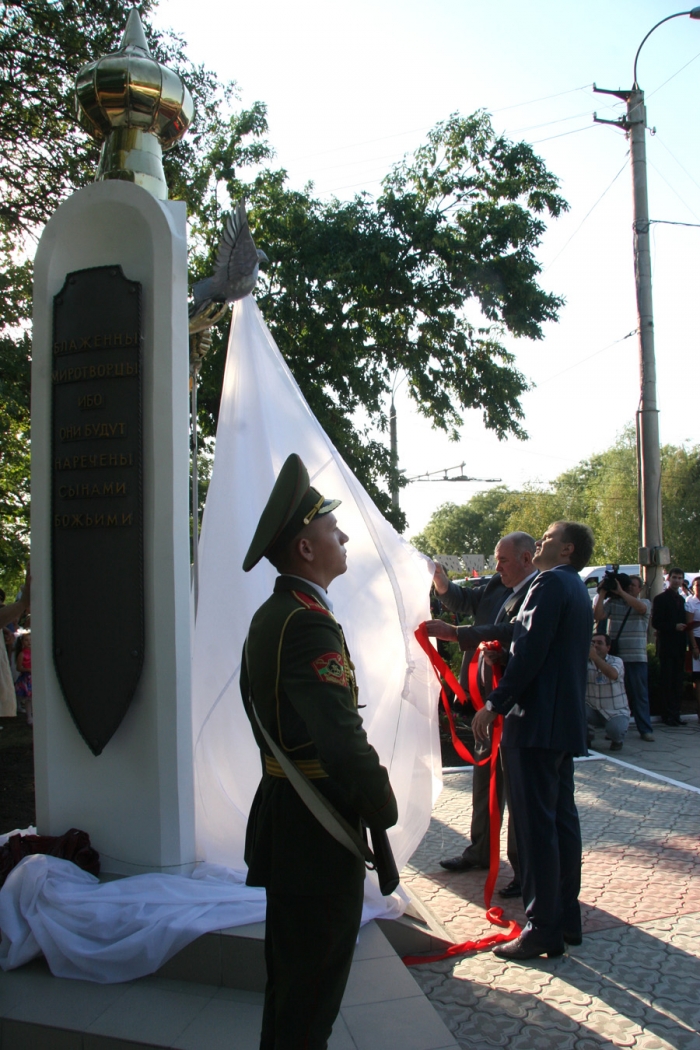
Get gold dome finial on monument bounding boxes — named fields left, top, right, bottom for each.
left=75, top=8, right=194, bottom=200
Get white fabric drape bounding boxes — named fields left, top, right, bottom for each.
left=191, top=296, right=442, bottom=916
left=0, top=853, right=266, bottom=983
left=0, top=295, right=441, bottom=982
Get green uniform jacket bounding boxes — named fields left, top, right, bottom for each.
left=241, top=575, right=398, bottom=896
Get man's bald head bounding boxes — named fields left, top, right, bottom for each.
left=495, top=532, right=536, bottom=588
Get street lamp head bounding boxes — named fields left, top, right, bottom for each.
left=691, top=6, right=700, bottom=17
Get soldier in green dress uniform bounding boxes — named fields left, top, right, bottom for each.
left=241, top=453, right=398, bottom=1050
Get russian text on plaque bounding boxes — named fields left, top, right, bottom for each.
left=52, top=265, right=144, bottom=755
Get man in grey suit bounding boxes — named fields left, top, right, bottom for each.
left=473, top=521, right=594, bottom=960
left=427, top=533, right=537, bottom=894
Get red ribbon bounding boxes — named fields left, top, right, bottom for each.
left=407, top=623, right=522, bottom=965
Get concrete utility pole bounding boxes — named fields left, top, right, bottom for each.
left=593, top=7, right=700, bottom=599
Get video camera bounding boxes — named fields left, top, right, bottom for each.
left=599, top=564, right=630, bottom=597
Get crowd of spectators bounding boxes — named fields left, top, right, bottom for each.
left=432, top=560, right=699, bottom=759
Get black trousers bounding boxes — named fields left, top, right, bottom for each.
left=501, top=747, right=582, bottom=938
left=461, top=742, right=519, bottom=877
left=659, top=651, right=686, bottom=720
left=260, top=888, right=363, bottom=1050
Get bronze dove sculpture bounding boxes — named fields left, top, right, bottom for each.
left=189, top=199, right=268, bottom=325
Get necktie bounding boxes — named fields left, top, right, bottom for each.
left=495, top=589, right=514, bottom=624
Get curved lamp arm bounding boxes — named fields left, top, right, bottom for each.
left=633, top=7, right=700, bottom=87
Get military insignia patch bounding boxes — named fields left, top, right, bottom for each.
left=311, top=652, right=348, bottom=687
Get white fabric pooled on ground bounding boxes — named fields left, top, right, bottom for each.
left=0, top=854, right=266, bottom=982
left=191, top=296, right=441, bottom=916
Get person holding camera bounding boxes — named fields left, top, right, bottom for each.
left=586, top=633, right=629, bottom=751
left=593, top=572, right=654, bottom=741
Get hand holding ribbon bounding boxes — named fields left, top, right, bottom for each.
left=406, top=626, right=522, bottom=965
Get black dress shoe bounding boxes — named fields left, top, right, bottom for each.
left=498, top=879, right=522, bottom=899
left=439, top=855, right=485, bottom=872
left=493, top=931, right=565, bottom=960
left=563, top=931, right=582, bottom=946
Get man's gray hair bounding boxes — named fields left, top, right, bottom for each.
left=500, top=531, right=536, bottom=556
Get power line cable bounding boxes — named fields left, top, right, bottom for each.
left=492, top=84, right=592, bottom=113
left=653, top=134, right=700, bottom=195
left=285, top=84, right=594, bottom=166
left=649, top=219, right=700, bottom=228
left=320, top=117, right=601, bottom=192
left=543, top=155, right=629, bottom=274
left=647, top=48, right=700, bottom=98
left=647, top=159, right=700, bottom=222
left=537, top=330, right=637, bottom=387
left=507, top=109, right=594, bottom=134
left=529, top=123, right=599, bottom=145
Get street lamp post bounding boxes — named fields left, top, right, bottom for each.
left=594, top=8, right=700, bottom=599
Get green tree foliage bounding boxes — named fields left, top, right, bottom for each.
left=1, top=2, right=568, bottom=579
left=196, top=112, right=568, bottom=525
left=0, top=0, right=245, bottom=579
left=414, top=428, right=700, bottom=570
left=657, top=445, right=700, bottom=571
left=411, top=487, right=512, bottom=558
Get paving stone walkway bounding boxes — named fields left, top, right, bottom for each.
left=402, top=718, right=700, bottom=1050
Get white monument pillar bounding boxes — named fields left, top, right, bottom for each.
left=31, top=11, right=197, bottom=875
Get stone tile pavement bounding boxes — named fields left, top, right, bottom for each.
left=402, top=718, right=700, bottom=1049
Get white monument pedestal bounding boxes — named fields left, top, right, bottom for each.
left=31, top=180, right=195, bottom=875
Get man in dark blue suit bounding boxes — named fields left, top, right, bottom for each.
left=472, top=521, right=594, bottom=960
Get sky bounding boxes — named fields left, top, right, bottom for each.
left=154, top=0, right=700, bottom=539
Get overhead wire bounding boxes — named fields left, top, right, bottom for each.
left=537, top=330, right=637, bottom=387
left=491, top=84, right=593, bottom=113
left=288, top=84, right=596, bottom=169
left=543, top=155, right=629, bottom=274
left=652, top=135, right=700, bottom=195
left=529, top=124, right=599, bottom=145
left=649, top=218, right=700, bottom=228
left=646, top=48, right=700, bottom=98
left=647, top=159, right=700, bottom=222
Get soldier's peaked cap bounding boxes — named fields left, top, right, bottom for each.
left=242, top=453, right=341, bottom=572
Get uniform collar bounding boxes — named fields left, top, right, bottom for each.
left=276, top=574, right=333, bottom=612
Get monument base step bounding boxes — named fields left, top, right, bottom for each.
left=149, top=886, right=452, bottom=992
left=0, top=920, right=459, bottom=1050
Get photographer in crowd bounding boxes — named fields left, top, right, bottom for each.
left=586, top=632, right=629, bottom=752
left=593, top=572, right=654, bottom=742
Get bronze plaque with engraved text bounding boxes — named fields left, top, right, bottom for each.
left=52, top=265, right=144, bottom=755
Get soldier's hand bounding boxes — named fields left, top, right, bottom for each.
left=425, top=619, right=458, bottom=642
left=433, top=562, right=450, bottom=595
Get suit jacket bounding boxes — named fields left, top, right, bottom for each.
left=651, top=588, right=687, bottom=657
left=240, top=575, right=397, bottom=894
left=439, top=574, right=511, bottom=694
left=454, top=580, right=536, bottom=700
left=488, top=564, right=593, bottom=754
